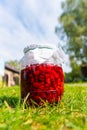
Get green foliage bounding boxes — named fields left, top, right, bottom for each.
left=6, top=60, right=20, bottom=70
left=0, top=84, right=87, bottom=130
left=64, top=72, right=82, bottom=82
left=58, top=0, right=87, bottom=65
left=56, top=0, right=87, bottom=80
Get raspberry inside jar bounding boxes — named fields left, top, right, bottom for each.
left=21, top=63, right=64, bottom=105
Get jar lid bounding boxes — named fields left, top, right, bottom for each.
left=20, top=43, right=67, bottom=68
left=23, top=44, right=57, bottom=54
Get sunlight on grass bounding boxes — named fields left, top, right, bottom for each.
left=0, top=83, right=87, bottom=130
left=0, top=82, right=2, bottom=88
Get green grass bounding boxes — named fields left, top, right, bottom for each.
left=0, top=83, right=87, bottom=130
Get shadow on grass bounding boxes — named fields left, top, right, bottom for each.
left=0, top=96, right=20, bottom=108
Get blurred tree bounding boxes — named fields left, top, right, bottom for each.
left=56, top=0, right=87, bottom=80
left=6, top=60, right=20, bottom=70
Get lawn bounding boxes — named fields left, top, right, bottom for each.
left=0, top=83, right=87, bottom=130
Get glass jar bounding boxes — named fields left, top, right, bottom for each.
left=20, top=44, right=65, bottom=105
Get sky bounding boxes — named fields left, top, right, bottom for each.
left=0, top=0, right=69, bottom=72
